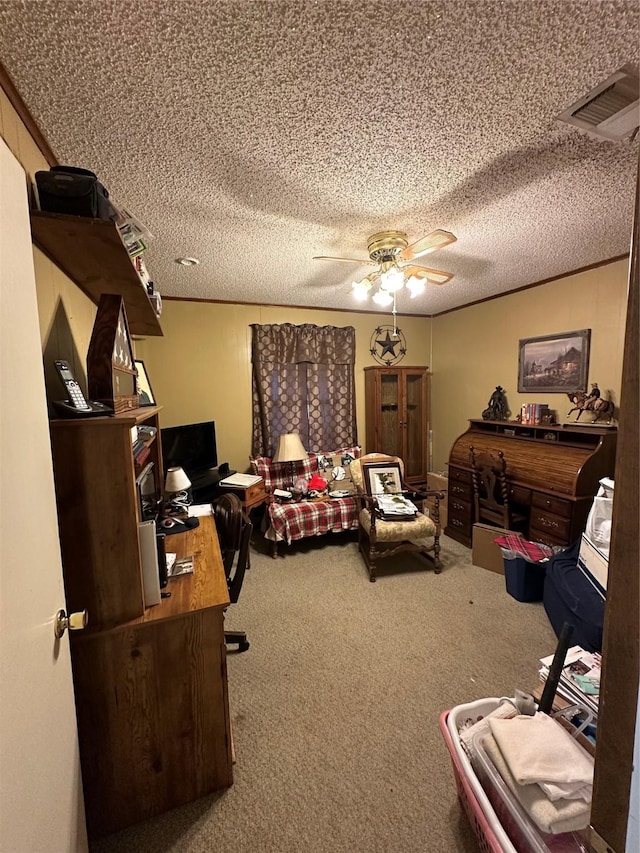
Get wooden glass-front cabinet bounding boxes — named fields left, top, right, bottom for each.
left=364, top=366, right=430, bottom=483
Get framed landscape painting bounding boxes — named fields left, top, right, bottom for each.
left=518, top=329, right=591, bottom=393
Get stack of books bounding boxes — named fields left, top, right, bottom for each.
left=132, top=437, right=150, bottom=468
left=538, top=645, right=600, bottom=719
left=520, top=403, right=550, bottom=424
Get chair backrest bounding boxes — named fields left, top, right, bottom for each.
left=469, top=446, right=510, bottom=528
left=351, top=453, right=405, bottom=494
left=212, top=492, right=252, bottom=604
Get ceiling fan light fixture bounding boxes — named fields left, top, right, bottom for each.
left=351, top=278, right=371, bottom=301
left=406, top=275, right=425, bottom=297
left=379, top=263, right=404, bottom=292
left=372, top=289, right=394, bottom=307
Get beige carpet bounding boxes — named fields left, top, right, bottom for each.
left=92, top=531, right=557, bottom=853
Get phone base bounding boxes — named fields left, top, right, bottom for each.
left=53, top=399, right=113, bottom=418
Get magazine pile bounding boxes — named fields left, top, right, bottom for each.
left=539, top=645, right=601, bottom=719
left=374, top=493, right=419, bottom=518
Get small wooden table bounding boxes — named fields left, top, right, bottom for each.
left=218, top=480, right=268, bottom=513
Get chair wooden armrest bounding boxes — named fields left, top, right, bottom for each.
left=403, top=486, right=444, bottom=528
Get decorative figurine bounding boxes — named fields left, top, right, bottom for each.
left=567, top=386, right=615, bottom=423
left=482, top=385, right=510, bottom=421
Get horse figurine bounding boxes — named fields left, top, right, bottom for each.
left=567, top=391, right=615, bottom=423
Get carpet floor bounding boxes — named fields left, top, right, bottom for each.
left=92, top=531, right=557, bottom=853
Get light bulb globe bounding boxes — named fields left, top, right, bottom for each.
left=372, top=290, right=393, bottom=307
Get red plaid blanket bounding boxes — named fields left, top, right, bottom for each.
left=494, top=533, right=553, bottom=562
left=267, top=496, right=359, bottom=544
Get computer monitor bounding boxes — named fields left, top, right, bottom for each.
left=160, top=421, right=217, bottom=478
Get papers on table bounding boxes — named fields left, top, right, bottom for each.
left=188, top=503, right=213, bottom=517
left=219, top=473, right=263, bottom=488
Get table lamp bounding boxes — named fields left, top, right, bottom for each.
left=165, top=466, right=191, bottom=511
left=273, top=433, right=307, bottom=488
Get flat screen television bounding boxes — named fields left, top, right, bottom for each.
left=161, top=420, right=217, bottom=479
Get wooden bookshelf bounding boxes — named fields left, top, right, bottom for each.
left=30, top=210, right=162, bottom=336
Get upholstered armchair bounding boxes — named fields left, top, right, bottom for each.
left=350, top=453, right=444, bottom=582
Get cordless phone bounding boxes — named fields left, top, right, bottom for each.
left=53, top=359, right=112, bottom=417
left=55, top=359, right=91, bottom=410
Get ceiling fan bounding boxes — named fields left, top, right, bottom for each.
left=313, top=229, right=457, bottom=306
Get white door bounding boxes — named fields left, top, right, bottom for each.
left=0, top=138, right=88, bottom=851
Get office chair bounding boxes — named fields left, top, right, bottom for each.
left=469, top=446, right=528, bottom=533
left=212, top=492, right=252, bottom=652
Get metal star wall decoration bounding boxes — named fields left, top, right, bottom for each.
left=370, top=325, right=407, bottom=366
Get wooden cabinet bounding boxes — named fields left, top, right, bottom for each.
left=49, top=409, right=233, bottom=837
left=445, top=419, right=617, bottom=547
left=364, top=366, right=430, bottom=483
left=30, top=211, right=162, bottom=337
left=50, top=407, right=164, bottom=627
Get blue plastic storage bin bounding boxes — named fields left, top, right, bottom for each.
left=504, top=556, right=546, bottom=602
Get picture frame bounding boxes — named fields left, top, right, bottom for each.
left=362, top=461, right=403, bottom=495
left=134, top=359, right=156, bottom=406
left=517, top=329, right=591, bottom=394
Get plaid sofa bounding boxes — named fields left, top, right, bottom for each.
left=250, top=447, right=360, bottom=555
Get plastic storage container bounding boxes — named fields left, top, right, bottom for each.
left=471, top=729, right=590, bottom=853
left=440, top=698, right=519, bottom=853
left=504, top=556, right=546, bottom=601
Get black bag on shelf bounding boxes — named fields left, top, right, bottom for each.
left=35, top=165, right=117, bottom=220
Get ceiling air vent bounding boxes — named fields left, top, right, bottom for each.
left=557, top=64, right=639, bottom=141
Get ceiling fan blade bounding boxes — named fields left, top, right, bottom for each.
left=403, top=265, right=453, bottom=285
left=313, top=255, right=374, bottom=265
left=400, top=230, right=457, bottom=261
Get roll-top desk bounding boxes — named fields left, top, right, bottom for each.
left=445, top=419, right=617, bottom=548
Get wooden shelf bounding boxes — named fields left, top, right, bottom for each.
left=50, top=404, right=162, bottom=429
left=30, top=211, right=163, bottom=337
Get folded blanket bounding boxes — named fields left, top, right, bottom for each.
left=483, top=734, right=590, bottom=835
left=489, top=712, right=593, bottom=798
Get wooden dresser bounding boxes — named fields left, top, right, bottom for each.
left=445, top=419, right=617, bottom=547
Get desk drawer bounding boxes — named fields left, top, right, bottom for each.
left=449, top=466, right=472, bottom=485
left=530, top=508, right=570, bottom=542
left=447, top=494, right=472, bottom=540
left=448, top=468, right=473, bottom=501
left=507, top=485, right=531, bottom=505
left=532, top=492, right=571, bottom=518
left=449, top=495, right=472, bottom=520
left=529, top=526, right=568, bottom=548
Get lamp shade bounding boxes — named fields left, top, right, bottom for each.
left=165, top=466, right=191, bottom=493
left=272, top=433, right=307, bottom=463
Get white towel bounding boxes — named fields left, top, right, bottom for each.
left=459, top=698, right=519, bottom=758
left=483, top=734, right=590, bottom=835
left=489, top=712, right=593, bottom=800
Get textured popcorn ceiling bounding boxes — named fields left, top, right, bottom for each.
left=0, top=0, right=638, bottom=315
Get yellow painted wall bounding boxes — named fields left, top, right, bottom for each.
left=136, top=303, right=433, bottom=472
left=0, top=87, right=96, bottom=398
left=430, top=259, right=629, bottom=472
left=2, top=82, right=629, bottom=483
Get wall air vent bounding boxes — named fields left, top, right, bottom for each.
left=557, top=64, right=639, bottom=142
